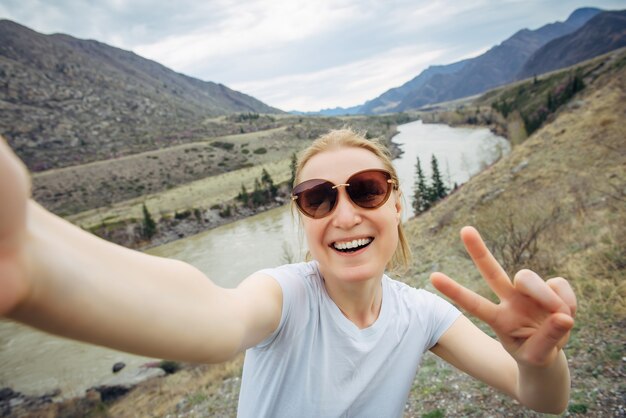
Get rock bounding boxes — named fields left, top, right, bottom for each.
left=92, top=385, right=129, bottom=403
left=99, top=365, right=165, bottom=388
left=480, top=188, right=505, bottom=203
left=91, top=366, right=166, bottom=402
left=511, top=160, right=529, bottom=174
left=0, top=387, right=18, bottom=401
left=112, top=361, right=126, bottom=373
left=568, top=100, right=586, bottom=109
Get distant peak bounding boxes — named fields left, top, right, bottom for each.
left=566, top=7, right=603, bottom=26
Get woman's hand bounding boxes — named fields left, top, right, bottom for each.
left=0, top=136, right=32, bottom=315
left=431, top=226, right=576, bottom=368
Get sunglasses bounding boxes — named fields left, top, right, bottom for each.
left=291, top=169, right=398, bottom=219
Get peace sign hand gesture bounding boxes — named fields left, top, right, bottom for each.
left=431, top=226, right=577, bottom=368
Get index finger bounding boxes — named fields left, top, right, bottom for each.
left=461, top=226, right=514, bottom=300
left=430, top=272, right=498, bottom=325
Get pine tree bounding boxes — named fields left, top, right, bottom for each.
left=252, top=178, right=264, bottom=207
left=261, top=168, right=278, bottom=197
left=412, top=156, right=430, bottom=214
left=428, top=154, right=448, bottom=203
left=142, top=203, right=157, bottom=239
left=237, top=183, right=249, bottom=206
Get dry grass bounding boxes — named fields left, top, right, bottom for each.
left=400, top=54, right=626, bottom=417
left=107, top=356, right=244, bottom=417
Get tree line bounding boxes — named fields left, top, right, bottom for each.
left=412, top=154, right=451, bottom=215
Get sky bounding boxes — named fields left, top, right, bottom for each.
left=1, top=0, right=624, bottom=112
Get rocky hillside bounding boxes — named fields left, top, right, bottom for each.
left=518, top=10, right=626, bottom=79
left=0, top=20, right=282, bottom=171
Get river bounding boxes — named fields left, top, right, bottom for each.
left=0, top=121, right=508, bottom=398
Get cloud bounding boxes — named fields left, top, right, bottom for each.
left=231, top=45, right=448, bottom=111
left=133, top=0, right=361, bottom=73
left=2, top=0, right=625, bottom=111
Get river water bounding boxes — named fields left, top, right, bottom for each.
left=0, top=121, right=508, bottom=398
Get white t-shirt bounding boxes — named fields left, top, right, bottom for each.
left=237, top=261, right=461, bottom=418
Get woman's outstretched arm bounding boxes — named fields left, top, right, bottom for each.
left=430, top=226, right=575, bottom=414
left=0, top=136, right=282, bottom=363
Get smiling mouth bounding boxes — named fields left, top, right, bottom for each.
left=331, top=237, right=373, bottom=253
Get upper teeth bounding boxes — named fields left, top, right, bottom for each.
left=333, top=238, right=372, bottom=250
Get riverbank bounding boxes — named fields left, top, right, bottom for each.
left=91, top=184, right=291, bottom=251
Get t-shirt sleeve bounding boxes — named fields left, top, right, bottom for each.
left=419, top=289, right=462, bottom=350
left=254, top=263, right=311, bottom=349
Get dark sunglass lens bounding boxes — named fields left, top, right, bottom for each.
left=295, top=180, right=337, bottom=218
left=348, top=171, right=390, bottom=208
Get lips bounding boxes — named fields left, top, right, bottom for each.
left=331, top=237, right=373, bottom=253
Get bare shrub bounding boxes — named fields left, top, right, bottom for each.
left=474, top=193, right=562, bottom=277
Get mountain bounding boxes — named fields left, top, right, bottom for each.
left=294, top=104, right=362, bottom=116
left=357, top=60, right=470, bottom=115
left=0, top=20, right=282, bottom=171
left=359, top=7, right=602, bottom=114
left=518, top=10, right=626, bottom=80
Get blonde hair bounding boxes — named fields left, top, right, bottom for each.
left=293, top=128, right=411, bottom=273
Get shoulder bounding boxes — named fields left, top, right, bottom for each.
left=257, top=261, right=320, bottom=292
left=384, top=276, right=436, bottom=302
left=248, top=261, right=321, bottom=349
left=384, top=276, right=458, bottom=315
left=260, top=260, right=319, bottom=279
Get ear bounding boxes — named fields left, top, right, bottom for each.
left=394, top=190, right=403, bottom=225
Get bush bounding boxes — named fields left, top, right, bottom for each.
left=422, top=409, right=444, bottom=418
left=211, top=141, right=235, bottom=150
left=219, top=205, right=232, bottom=218
left=568, top=403, right=588, bottom=414
left=253, top=147, right=267, bottom=154
left=158, top=360, right=181, bottom=374
left=174, top=210, right=191, bottom=220
left=475, top=193, right=561, bottom=277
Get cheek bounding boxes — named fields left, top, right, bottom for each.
left=302, top=219, right=324, bottom=251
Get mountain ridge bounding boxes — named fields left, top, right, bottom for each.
left=518, top=9, right=626, bottom=79
left=378, top=7, right=603, bottom=113
left=311, top=7, right=606, bottom=116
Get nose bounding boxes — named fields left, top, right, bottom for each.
left=331, top=187, right=362, bottom=229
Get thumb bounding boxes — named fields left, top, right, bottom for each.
left=520, top=313, right=574, bottom=366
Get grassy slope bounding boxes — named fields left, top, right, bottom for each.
left=401, top=51, right=625, bottom=417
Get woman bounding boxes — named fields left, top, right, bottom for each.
left=0, top=129, right=575, bottom=417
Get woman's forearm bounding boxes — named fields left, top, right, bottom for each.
left=9, top=200, right=246, bottom=363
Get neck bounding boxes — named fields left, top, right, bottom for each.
left=321, top=272, right=383, bottom=329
